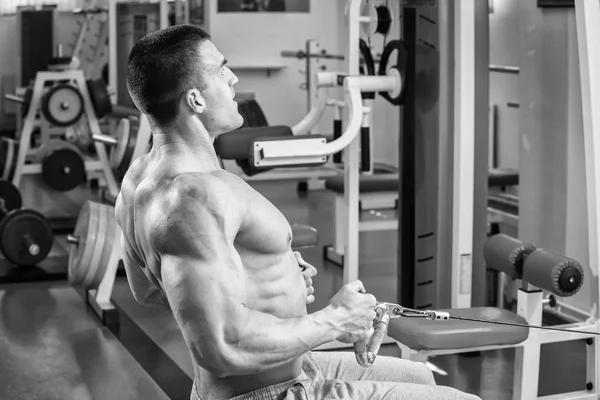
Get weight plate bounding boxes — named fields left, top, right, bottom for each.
left=0, top=180, right=22, bottom=212
left=0, top=209, right=53, bottom=266
left=0, top=137, right=19, bottom=182
left=109, top=118, right=131, bottom=170
left=116, top=116, right=140, bottom=179
left=87, top=203, right=115, bottom=290
left=86, top=79, right=113, bottom=119
left=80, top=203, right=108, bottom=288
left=41, top=84, right=85, bottom=127
left=42, top=147, right=86, bottom=191
left=378, top=40, right=410, bottom=107
left=68, top=201, right=100, bottom=286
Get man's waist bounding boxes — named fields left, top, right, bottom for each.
left=194, top=356, right=305, bottom=400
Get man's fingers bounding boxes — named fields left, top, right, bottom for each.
left=307, top=285, right=315, bottom=295
left=347, top=280, right=366, bottom=293
left=305, top=264, right=317, bottom=277
left=295, top=252, right=318, bottom=275
left=306, top=295, right=315, bottom=304
left=305, top=278, right=313, bottom=288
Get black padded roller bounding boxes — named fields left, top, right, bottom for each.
left=522, top=249, right=584, bottom=297
left=483, top=234, right=536, bottom=279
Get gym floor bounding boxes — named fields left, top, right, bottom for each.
left=0, top=177, right=587, bottom=400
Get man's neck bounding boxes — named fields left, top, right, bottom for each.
left=150, top=117, right=221, bottom=171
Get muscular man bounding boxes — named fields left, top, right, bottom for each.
left=115, top=25, right=481, bottom=400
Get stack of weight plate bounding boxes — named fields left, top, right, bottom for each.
left=68, top=201, right=117, bottom=290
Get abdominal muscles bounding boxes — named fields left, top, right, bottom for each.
left=194, top=248, right=308, bottom=398
left=240, top=248, right=308, bottom=319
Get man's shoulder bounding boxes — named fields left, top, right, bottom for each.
left=169, top=169, right=242, bottom=202
left=149, top=169, right=245, bottom=224
left=148, top=170, right=245, bottom=255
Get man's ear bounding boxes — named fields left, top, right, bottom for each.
left=185, top=89, right=206, bottom=114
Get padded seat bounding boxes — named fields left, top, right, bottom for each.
left=488, top=168, right=519, bottom=187
left=291, top=224, right=319, bottom=248
left=325, top=174, right=399, bottom=194
left=387, top=307, right=529, bottom=351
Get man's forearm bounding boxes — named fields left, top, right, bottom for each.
left=204, top=306, right=340, bottom=376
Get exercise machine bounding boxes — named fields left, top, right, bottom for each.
left=323, top=34, right=405, bottom=269
left=362, top=1, right=600, bottom=399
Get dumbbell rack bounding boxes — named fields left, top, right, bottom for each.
left=9, top=68, right=120, bottom=200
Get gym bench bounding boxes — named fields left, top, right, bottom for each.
left=387, top=233, right=598, bottom=400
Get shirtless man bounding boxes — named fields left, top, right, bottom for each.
left=115, top=25, right=481, bottom=400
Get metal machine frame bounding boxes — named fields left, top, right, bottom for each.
left=396, top=1, right=479, bottom=311
left=325, top=0, right=477, bottom=311
left=394, top=2, right=600, bottom=399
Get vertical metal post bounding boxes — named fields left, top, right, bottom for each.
left=342, top=0, right=362, bottom=284
left=450, top=1, right=475, bottom=308
left=108, top=0, right=117, bottom=104
left=575, top=0, right=600, bottom=394
left=398, top=6, right=417, bottom=306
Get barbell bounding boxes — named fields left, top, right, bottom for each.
left=0, top=180, right=54, bottom=266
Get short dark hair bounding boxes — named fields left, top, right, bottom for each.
left=126, top=25, right=211, bottom=126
